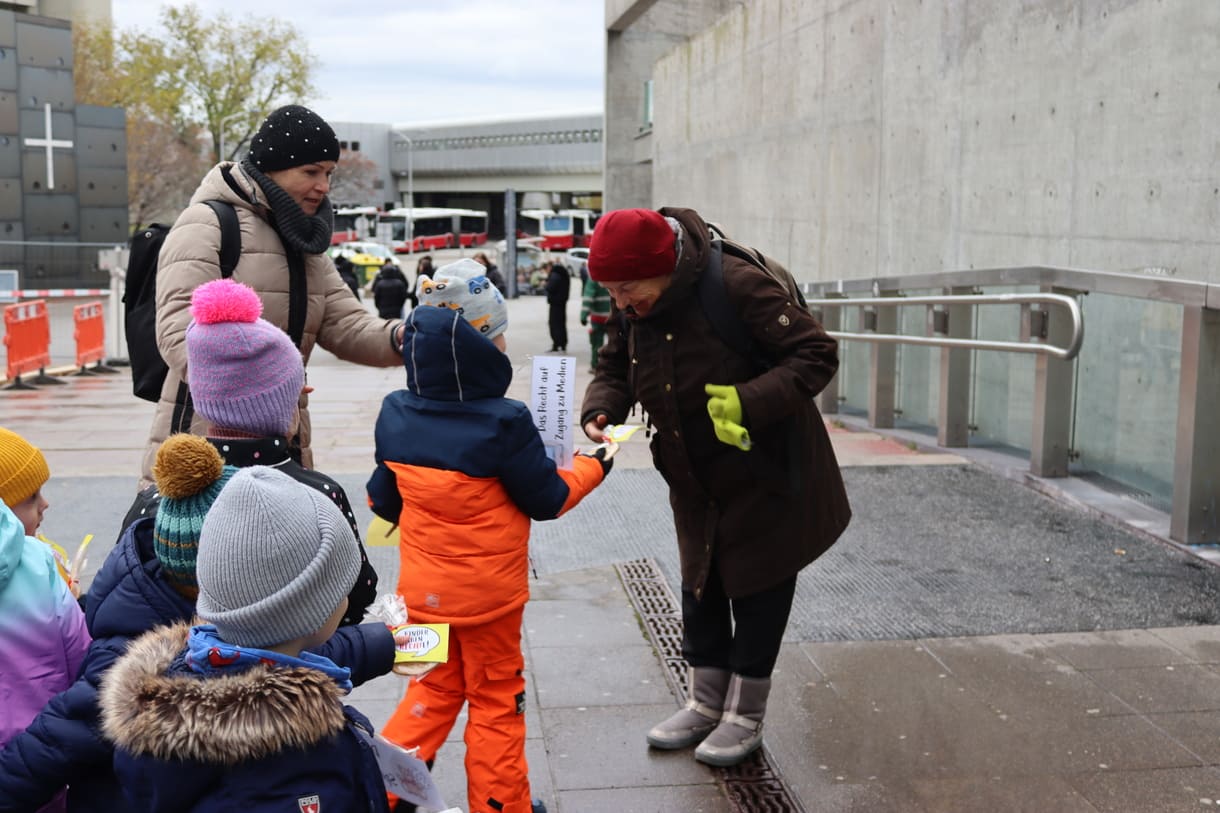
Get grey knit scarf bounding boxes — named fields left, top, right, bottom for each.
left=241, top=158, right=334, bottom=255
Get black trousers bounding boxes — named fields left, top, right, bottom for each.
left=681, top=558, right=797, bottom=678
left=548, top=302, right=567, bottom=350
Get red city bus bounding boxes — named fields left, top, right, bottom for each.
left=518, top=209, right=575, bottom=251
left=332, top=206, right=380, bottom=245
left=563, top=209, right=599, bottom=247
left=517, top=209, right=599, bottom=250
left=380, top=208, right=489, bottom=253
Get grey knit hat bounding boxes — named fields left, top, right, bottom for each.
left=195, top=466, right=359, bottom=649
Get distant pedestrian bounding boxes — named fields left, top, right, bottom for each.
left=544, top=261, right=570, bottom=352
left=473, top=251, right=508, bottom=297
left=409, top=255, right=435, bottom=311
left=335, top=255, right=362, bottom=299
left=372, top=262, right=411, bottom=319
left=579, top=276, right=611, bottom=371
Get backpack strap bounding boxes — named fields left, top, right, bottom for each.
left=172, top=200, right=242, bottom=432
left=203, top=200, right=241, bottom=278
left=699, top=240, right=756, bottom=361
left=202, top=197, right=304, bottom=346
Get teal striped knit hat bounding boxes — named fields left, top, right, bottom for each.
left=152, top=434, right=236, bottom=597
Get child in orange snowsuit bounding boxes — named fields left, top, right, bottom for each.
left=367, top=258, right=611, bottom=813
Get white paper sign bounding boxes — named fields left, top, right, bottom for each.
left=355, top=728, right=448, bottom=810
left=530, top=354, right=576, bottom=469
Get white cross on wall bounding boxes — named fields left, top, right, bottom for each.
left=23, top=103, right=74, bottom=190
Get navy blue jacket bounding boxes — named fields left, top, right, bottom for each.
left=101, top=622, right=390, bottom=812
left=0, top=517, right=394, bottom=812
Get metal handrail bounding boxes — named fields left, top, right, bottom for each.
left=806, top=292, right=1084, bottom=360
left=802, top=264, right=1219, bottom=308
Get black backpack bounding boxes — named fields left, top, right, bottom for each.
left=124, top=200, right=241, bottom=402
left=698, top=221, right=808, bottom=370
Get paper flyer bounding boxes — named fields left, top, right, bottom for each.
left=355, top=728, right=448, bottom=810
left=530, top=354, right=576, bottom=469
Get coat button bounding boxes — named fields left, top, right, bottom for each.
left=665, top=383, right=672, bottom=392
left=665, top=333, right=673, bottom=341
left=673, top=429, right=680, bottom=438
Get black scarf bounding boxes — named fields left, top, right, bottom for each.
left=241, top=158, right=334, bottom=255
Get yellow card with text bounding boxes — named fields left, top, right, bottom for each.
left=393, top=623, right=450, bottom=665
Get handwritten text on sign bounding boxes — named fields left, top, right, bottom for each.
left=530, top=354, right=575, bottom=470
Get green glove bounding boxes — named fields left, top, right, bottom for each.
left=704, top=383, right=752, bottom=451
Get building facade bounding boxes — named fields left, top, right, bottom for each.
left=332, top=112, right=603, bottom=238
left=1, top=8, right=127, bottom=287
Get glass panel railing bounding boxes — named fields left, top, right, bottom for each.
left=838, top=304, right=868, bottom=414
left=802, top=264, right=1215, bottom=544
left=969, top=288, right=1037, bottom=453
left=1071, top=293, right=1180, bottom=505
left=895, top=290, right=938, bottom=429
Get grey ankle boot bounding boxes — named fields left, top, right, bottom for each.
left=646, top=666, right=731, bottom=749
left=694, top=674, right=771, bottom=766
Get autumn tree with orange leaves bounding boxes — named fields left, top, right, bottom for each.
left=73, top=3, right=317, bottom=231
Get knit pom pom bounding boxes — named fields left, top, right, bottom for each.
left=153, top=434, right=225, bottom=500
left=190, top=279, right=263, bottom=325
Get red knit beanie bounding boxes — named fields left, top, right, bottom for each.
left=587, top=208, right=676, bottom=282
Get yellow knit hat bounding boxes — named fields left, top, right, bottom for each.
left=0, top=427, right=50, bottom=508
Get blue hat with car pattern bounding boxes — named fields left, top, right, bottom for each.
left=418, top=258, right=508, bottom=340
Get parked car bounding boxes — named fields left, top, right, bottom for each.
left=562, top=247, right=589, bottom=279
left=329, top=241, right=400, bottom=285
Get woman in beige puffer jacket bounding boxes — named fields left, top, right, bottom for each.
left=140, top=105, right=402, bottom=487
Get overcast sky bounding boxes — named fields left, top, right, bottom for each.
left=111, top=0, right=606, bottom=127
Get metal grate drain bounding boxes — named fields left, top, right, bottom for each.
left=615, top=558, right=807, bottom=813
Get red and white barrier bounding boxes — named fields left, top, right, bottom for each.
left=0, top=289, right=110, bottom=298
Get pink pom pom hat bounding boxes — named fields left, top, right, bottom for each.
left=186, top=279, right=304, bottom=437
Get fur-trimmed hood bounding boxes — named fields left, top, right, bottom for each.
left=99, top=621, right=348, bottom=765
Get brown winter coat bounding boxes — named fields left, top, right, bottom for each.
left=581, top=208, right=851, bottom=599
left=140, top=162, right=402, bottom=485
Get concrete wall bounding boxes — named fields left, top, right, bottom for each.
left=603, top=0, right=735, bottom=210
left=641, top=0, right=1220, bottom=285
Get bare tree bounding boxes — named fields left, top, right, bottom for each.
left=329, top=150, right=381, bottom=207
left=127, top=119, right=210, bottom=231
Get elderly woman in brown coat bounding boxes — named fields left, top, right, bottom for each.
left=140, top=105, right=404, bottom=487
left=581, top=207, right=851, bottom=767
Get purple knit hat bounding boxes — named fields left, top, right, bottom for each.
left=186, top=279, right=304, bottom=437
